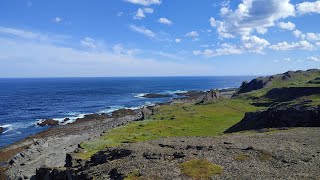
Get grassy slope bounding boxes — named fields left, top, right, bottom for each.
left=77, top=71, right=320, bottom=159
left=78, top=98, right=262, bottom=159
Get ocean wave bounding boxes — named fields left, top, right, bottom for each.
left=98, top=105, right=125, bottom=114
left=134, top=93, right=147, bottom=98
left=35, top=113, right=86, bottom=126
left=162, top=90, right=188, bottom=94
left=1, top=122, right=35, bottom=134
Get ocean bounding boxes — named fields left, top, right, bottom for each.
left=0, top=76, right=254, bottom=148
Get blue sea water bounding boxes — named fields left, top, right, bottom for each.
left=0, top=76, right=254, bottom=148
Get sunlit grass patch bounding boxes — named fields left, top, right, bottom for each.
left=180, top=159, right=223, bottom=179
left=76, top=98, right=262, bottom=159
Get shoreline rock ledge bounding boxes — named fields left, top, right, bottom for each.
left=37, top=119, right=59, bottom=126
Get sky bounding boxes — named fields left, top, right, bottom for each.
left=0, top=0, right=320, bottom=77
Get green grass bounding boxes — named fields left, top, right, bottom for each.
left=180, top=159, right=223, bottom=179
left=234, top=153, right=250, bottom=161
left=77, top=98, right=262, bottom=159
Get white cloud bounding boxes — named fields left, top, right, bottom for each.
left=0, top=26, right=67, bottom=43
left=269, top=40, right=314, bottom=51
left=307, top=56, right=320, bottom=62
left=125, top=0, right=161, bottom=6
left=293, top=29, right=302, bottom=38
left=112, top=44, right=140, bottom=56
left=193, top=43, right=243, bottom=57
left=210, top=0, right=295, bottom=38
left=158, top=18, right=173, bottom=25
left=134, top=8, right=154, bottom=20
left=241, top=35, right=270, bottom=53
left=296, top=1, right=320, bottom=15
left=54, top=17, right=62, bottom=23
left=129, top=25, right=155, bottom=37
left=185, top=31, right=199, bottom=38
left=306, top=33, right=320, bottom=41
left=293, top=29, right=320, bottom=42
left=193, top=35, right=269, bottom=57
left=278, top=21, right=295, bottom=31
left=175, top=38, right=181, bottom=43
left=80, top=37, right=97, bottom=49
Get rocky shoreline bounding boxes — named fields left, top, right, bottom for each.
left=0, top=88, right=234, bottom=179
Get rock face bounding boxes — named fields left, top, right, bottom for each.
left=225, top=105, right=320, bottom=133
left=0, top=127, right=3, bottom=134
left=37, top=119, right=59, bottom=126
left=142, top=93, right=172, bottom=98
left=236, top=77, right=273, bottom=95
left=265, top=87, right=320, bottom=101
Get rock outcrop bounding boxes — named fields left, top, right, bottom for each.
left=265, top=87, right=320, bottom=101
left=225, top=105, right=320, bottom=133
left=141, top=94, right=172, bottom=98
left=171, top=90, right=224, bottom=104
left=234, top=69, right=320, bottom=95
left=37, top=119, right=59, bottom=126
left=0, top=127, right=3, bottom=134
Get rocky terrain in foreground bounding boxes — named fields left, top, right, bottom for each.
left=32, top=128, right=320, bottom=179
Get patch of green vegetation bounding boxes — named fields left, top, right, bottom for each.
left=258, top=150, right=273, bottom=161
left=180, top=159, right=223, bottom=179
left=77, top=98, right=262, bottom=159
left=234, top=153, right=250, bottom=161
left=124, top=169, right=143, bottom=180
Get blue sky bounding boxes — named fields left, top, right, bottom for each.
left=0, top=0, right=320, bottom=77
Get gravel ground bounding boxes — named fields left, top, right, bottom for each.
left=79, top=128, right=320, bottom=180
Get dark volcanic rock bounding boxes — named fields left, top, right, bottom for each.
left=90, top=148, right=132, bottom=165
left=37, top=119, right=59, bottom=126
left=225, top=105, right=320, bottom=133
left=265, top=87, right=320, bottom=101
left=32, top=167, right=84, bottom=180
left=236, top=77, right=273, bottom=95
left=142, top=93, right=172, bottom=98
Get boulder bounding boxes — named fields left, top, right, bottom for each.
left=142, top=106, right=154, bottom=119
left=37, top=119, right=59, bottom=126
left=201, top=90, right=221, bottom=104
